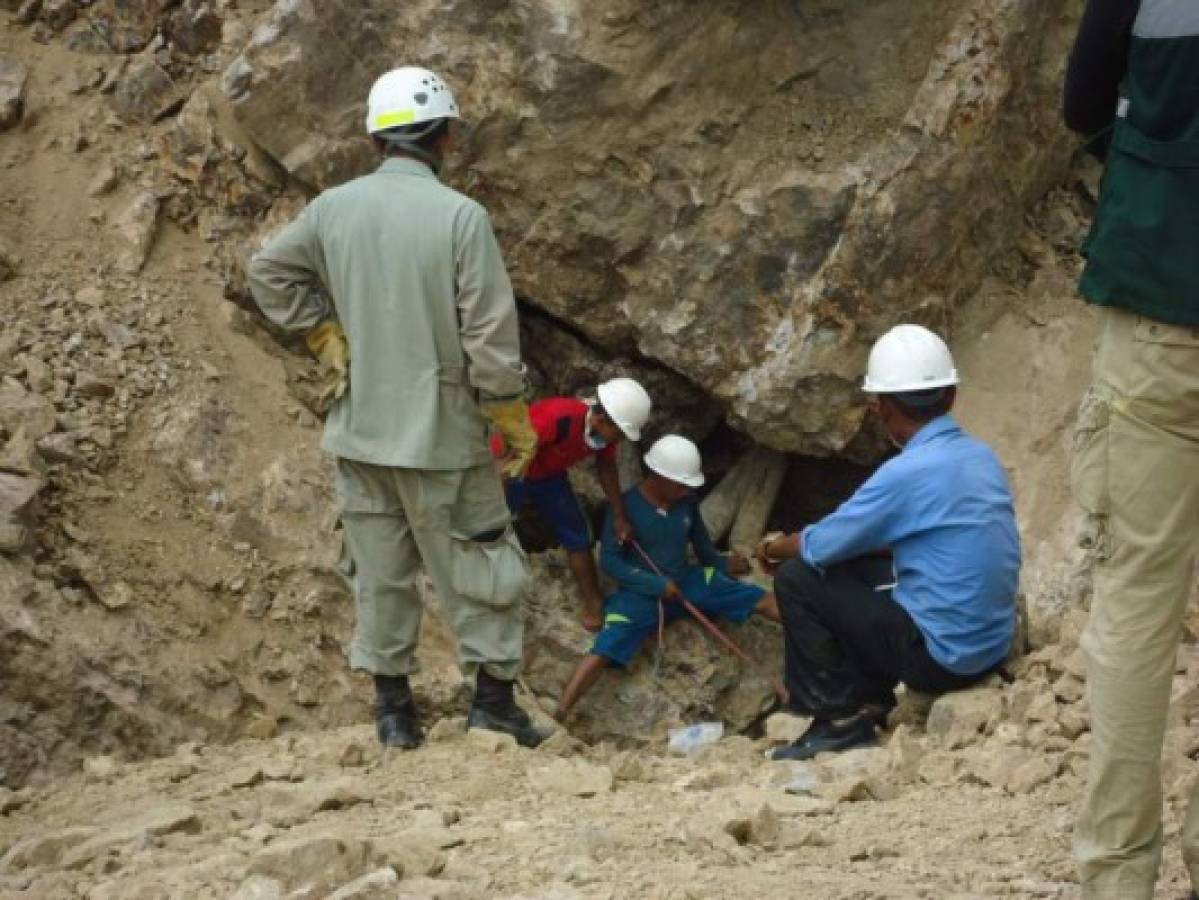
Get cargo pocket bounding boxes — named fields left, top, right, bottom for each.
left=450, top=526, right=531, bottom=609
left=1070, top=388, right=1112, bottom=559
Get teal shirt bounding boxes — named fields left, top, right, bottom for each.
left=247, top=158, right=527, bottom=469
left=600, top=487, right=727, bottom=598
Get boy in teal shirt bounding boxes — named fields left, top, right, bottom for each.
left=554, top=436, right=779, bottom=720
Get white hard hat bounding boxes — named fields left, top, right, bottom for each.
left=365, top=67, right=459, bottom=136
left=644, top=435, right=705, bottom=488
left=596, top=377, right=652, bottom=441
left=862, top=324, right=960, bottom=394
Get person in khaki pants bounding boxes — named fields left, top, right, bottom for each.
left=248, top=66, right=548, bottom=750
left=1065, top=2, right=1199, bottom=896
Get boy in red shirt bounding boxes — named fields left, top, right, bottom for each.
left=492, top=378, right=652, bottom=631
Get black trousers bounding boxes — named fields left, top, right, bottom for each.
left=775, top=555, right=991, bottom=720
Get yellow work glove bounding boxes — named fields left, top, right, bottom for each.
left=482, top=397, right=538, bottom=479
left=305, top=320, right=349, bottom=412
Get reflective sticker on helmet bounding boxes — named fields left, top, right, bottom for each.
left=605, top=613, right=632, bottom=626
left=703, top=567, right=716, bottom=584
left=374, top=109, right=416, bottom=129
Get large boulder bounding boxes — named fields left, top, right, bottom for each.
left=223, top=0, right=1076, bottom=457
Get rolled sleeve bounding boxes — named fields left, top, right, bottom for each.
left=801, top=465, right=908, bottom=568
left=454, top=203, right=527, bottom=402
left=247, top=202, right=334, bottom=334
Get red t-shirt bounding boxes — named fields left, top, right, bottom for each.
left=490, top=396, right=617, bottom=481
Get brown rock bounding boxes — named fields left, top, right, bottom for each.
left=110, top=55, right=181, bottom=124
left=0, top=58, right=27, bottom=132
left=114, top=192, right=160, bottom=272
left=528, top=758, right=613, bottom=798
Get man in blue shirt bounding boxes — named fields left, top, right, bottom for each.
left=758, top=325, right=1021, bottom=760
left=553, top=435, right=780, bottom=720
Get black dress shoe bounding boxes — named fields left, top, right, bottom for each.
left=768, top=711, right=878, bottom=761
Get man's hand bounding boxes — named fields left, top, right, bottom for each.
left=613, top=512, right=634, bottom=545
left=755, top=532, right=796, bottom=576
left=482, top=398, right=538, bottom=479
left=661, top=581, right=683, bottom=603
left=305, top=320, right=350, bottom=412
left=727, top=550, right=751, bottom=576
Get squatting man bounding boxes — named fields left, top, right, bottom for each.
left=247, top=61, right=1023, bottom=761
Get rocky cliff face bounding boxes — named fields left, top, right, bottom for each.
left=221, top=0, right=1077, bottom=456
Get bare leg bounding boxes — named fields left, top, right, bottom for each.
left=756, top=591, right=780, bottom=622
left=554, top=654, right=610, bottom=721
left=567, top=549, right=604, bottom=632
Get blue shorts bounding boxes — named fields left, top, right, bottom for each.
left=506, top=473, right=592, bottom=552
left=590, top=567, right=766, bottom=667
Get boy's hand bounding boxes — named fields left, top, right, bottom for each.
left=727, top=550, right=751, bottom=576
left=613, top=512, right=634, bottom=545
left=661, top=581, right=683, bottom=603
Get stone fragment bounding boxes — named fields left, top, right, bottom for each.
left=1005, top=754, right=1060, bottom=795
left=1025, top=689, right=1059, bottom=724
left=371, top=828, right=452, bottom=878
left=463, top=727, right=517, bottom=754
left=40, top=0, right=74, bottom=30
left=338, top=738, right=367, bottom=768
left=233, top=875, right=283, bottom=900
left=83, top=755, right=118, bottom=781
left=14, top=1, right=41, bottom=27
left=110, top=55, right=181, bottom=124
left=75, top=372, right=116, bottom=398
left=297, top=776, right=368, bottom=814
left=926, top=684, right=1001, bottom=748
left=917, top=751, right=960, bottom=785
left=1059, top=707, right=1089, bottom=741
left=426, top=716, right=466, bottom=744
left=37, top=432, right=82, bottom=465
left=764, top=711, right=810, bottom=744
left=74, top=285, right=105, bottom=308
left=249, top=835, right=373, bottom=892
left=0, top=471, right=42, bottom=553
left=528, top=758, right=613, bottom=798
left=325, top=866, right=400, bottom=900
left=0, top=240, right=18, bottom=281
left=887, top=724, right=926, bottom=781
left=722, top=803, right=781, bottom=847
left=88, top=165, right=120, bottom=197
left=0, top=827, right=96, bottom=871
left=165, top=0, right=223, bottom=55
left=1053, top=673, right=1085, bottom=705
left=0, top=58, right=27, bottom=131
left=114, top=192, right=160, bottom=273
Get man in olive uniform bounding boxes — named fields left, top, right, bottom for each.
left=248, top=67, right=547, bottom=750
left=1065, top=3, right=1199, bottom=897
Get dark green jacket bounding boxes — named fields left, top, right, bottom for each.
left=1068, top=0, right=1199, bottom=326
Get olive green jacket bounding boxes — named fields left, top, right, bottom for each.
left=248, top=157, right=526, bottom=469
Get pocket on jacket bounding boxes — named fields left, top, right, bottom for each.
left=450, top=526, right=530, bottom=609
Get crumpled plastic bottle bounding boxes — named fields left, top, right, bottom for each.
left=668, top=721, right=724, bottom=755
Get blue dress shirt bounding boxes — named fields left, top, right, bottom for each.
left=801, top=415, right=1021, bottom=675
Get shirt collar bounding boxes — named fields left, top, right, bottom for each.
left=377, top=157, right=438, bottom=179
left=903, top=414, right=959, bottom=453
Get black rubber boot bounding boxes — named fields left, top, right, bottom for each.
left=374, top=674, right=423, bottom=750
left=768, top=710, right=878, bottom=761
left=467, top=669, right=550, bottom=748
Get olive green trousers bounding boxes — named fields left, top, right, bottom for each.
left=336, top=458, right=529, bottom=681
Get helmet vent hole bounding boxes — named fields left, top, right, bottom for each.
left=414, top=92, right=428, bottom=105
